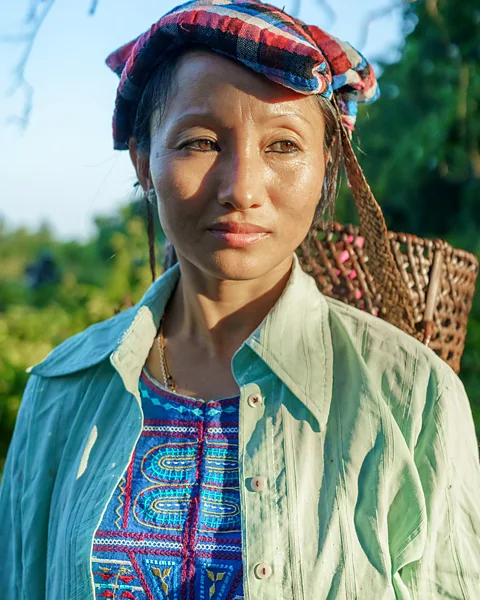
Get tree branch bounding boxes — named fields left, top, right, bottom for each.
left=288, top=0, right=337, bottom=28
left=315, top=0, right=337, bottom=29
left=89, top=0, right=100, bottom=16
left=290, top=0, right=301, bottom=18
left=357, top=1, right=406, bottom=51
left=0, top=33, right=32, bottom=43
left=425, top=0, right=451, bottom=46
left=2, top=0, right=100, bottom=128
left=26, top=0, right=40, bottom=24
left=2, top=0, right=55, bottom=128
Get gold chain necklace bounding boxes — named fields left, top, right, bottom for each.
left=157, top=315, right=177, bottom=392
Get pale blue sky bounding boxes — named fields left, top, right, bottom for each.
left=0, top=0, right=404, bottom=240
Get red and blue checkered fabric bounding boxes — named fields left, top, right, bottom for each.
left=106, top=0, right=379, bottom=150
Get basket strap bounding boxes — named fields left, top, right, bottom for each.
left=331, top=97, right=417, bottom=336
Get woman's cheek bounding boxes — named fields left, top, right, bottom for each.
left=152, top=163, right=196, bottom=215
left=272, top=162, right=322, bottom=217
left=155, top=169, right=212, bottom=240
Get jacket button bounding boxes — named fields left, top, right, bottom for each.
left=251, top=476, right=266, bottom=492
left=254, top=562, right=273, bottom=579
left=247, top=392, right=263, bottom=408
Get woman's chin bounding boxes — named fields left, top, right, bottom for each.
left=210, top=250, right=273, bottom=280
left=187, top=246, right=288, bottom=281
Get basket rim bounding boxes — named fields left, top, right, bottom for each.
left=312, top=221, right=479, bottom=269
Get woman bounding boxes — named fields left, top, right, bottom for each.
left=1, top=1, right=479, bottom=599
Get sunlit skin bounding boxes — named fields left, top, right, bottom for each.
left=130, top=50, right=328, bottom=399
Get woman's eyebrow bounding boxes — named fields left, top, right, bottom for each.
left=168, top=110, right=312, bottom=131
left=266, top=112, right=311, bottom=126
left=170, top=111, right=215, bottom=127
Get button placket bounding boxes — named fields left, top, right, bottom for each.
left=239, top=382, right=276, bottom=595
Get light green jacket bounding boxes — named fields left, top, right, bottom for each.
left=1, top=253, right=479, bottom=599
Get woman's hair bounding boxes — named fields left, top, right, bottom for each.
left=133, top=44, right=342, bottom=274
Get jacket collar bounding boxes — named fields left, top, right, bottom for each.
left=29, top=253, right=333, bottom=425
left=243, top=254, right=333, bottom=429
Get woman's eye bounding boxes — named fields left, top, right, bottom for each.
left=182, top=139, right=219, bottom=152
left=267, top=140, right=300, bottom=153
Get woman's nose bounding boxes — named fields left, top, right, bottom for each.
left=216, top=150, right=266, bottom=211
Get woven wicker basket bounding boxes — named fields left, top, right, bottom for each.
left=297, top=223, right=479, bottom=374
left=297, top=97, right=479, bottom=374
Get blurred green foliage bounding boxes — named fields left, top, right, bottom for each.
left=1, top=0, right=479, bottom=474
left=0, top=201, right=166, bottom=473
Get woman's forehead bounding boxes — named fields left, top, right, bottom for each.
left=162, top=49, right=320, bottom=122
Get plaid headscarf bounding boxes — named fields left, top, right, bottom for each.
left=106, top=0, right=380, bottom=150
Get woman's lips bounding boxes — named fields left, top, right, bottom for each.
left=207, top=229, right=271, bottom=247
left=207, top=221, right=272, bottom=247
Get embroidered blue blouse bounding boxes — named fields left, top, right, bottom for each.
left=91, top=367, right=244, bottom=600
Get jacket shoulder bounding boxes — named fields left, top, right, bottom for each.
left=324, top=295, right=451, bottom=380
left=28, top=304, right=139, bottom=378
left=324, top=296, right=458, bottom=448
left=27, top=263, right=182, bottom=379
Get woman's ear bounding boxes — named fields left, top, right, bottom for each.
left=128, top=137, right=151, bottom=190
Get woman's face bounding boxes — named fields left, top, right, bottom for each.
left=134, top=50, right=327, bottom=282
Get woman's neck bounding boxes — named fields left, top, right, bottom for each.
left=163, top=254, right=294, bottom=361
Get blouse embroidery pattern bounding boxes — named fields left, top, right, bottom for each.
left=91, top=368, right=244, bottom=600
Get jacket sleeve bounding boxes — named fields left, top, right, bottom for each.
left=0, top=375, right=39, bottom=598
left=399, top=368, right=480, bottom=598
